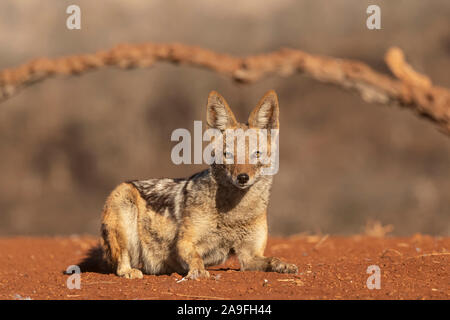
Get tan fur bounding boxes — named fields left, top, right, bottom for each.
left=101, top=90, right=298, bottom=279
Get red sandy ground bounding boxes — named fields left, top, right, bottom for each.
left=0, top=235, right=448, bottom=300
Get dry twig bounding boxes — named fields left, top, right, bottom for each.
left=380, top=248, right=403, bottom=259
left=313, top=234, right=329, bottom=249
left=171, top=293, right=229, bottom=300
left=364, top=220, right=394, bottom=238
left=0, top=43, right=449, bottom=134
left=405, top=252, right=450, bottom=261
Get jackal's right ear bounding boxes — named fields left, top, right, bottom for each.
left=248, top=90, right=279, bottom=129
left=206, top=91, right=238, bottom=131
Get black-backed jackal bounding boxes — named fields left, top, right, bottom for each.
left=100, top=90, right=298, bottom=279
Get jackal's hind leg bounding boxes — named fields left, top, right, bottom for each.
left=116, top=251, right=143, bottom=279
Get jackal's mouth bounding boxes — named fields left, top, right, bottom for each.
left=232, top=179, right=253, bottom=189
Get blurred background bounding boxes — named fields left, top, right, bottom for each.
left=0, top=0, right=449, bottom=236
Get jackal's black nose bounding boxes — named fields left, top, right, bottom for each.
left=237, top=173, right=249, bottom=184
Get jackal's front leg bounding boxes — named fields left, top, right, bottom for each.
left=177, top=224, right=210, bottom=280
left=239, top=255, right=298, bottom=274
left=236, top=216, right=298, bottom=274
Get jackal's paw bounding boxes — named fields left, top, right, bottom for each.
left=118, top=268, right=144, bottom=279
left=186, top=268, right=210, bottom=280
left=270, top=258, right=298, bottom=274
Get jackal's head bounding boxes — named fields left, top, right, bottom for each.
left=206, top=90, right=279, bottom=189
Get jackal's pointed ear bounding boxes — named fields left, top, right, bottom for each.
left=206, top=91, right=238, bottom=131
left=248, top=90, right=279, bottom=129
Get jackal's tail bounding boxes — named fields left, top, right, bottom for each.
left=78, top=242, right=111, bottom=274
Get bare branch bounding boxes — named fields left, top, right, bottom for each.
left=0, top=43, right=449, bottom=135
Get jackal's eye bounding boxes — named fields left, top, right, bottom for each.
left=223, top=151, right=233, bottom=159
left=252, top=150, right=261, bottom=158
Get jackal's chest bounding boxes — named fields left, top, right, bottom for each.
left=196, top=222, right=240, bottom=266
left=204, top=208, right=263, bottom=245
left=195, top=212, right=261, bottom=266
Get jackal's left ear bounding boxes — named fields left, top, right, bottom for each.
left=248, top=90, right=279, bottom=129
left=206, top=91, right=238, bottom=131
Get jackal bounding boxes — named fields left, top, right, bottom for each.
left=100, top=90, right=298, bottom=279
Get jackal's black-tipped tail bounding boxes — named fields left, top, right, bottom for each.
left=78, top=243, right=111, bottom=274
